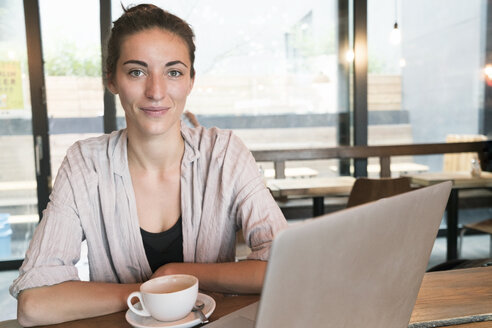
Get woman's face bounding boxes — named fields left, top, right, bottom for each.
left=108, top=27, right=194, bottom=138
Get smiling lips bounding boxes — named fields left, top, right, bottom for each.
left=140, top=106, right=170, bottom=117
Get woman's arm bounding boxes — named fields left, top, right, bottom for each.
left=17, top=281, right=140, bottom=327
left=151, top=260, right=267, bottom=294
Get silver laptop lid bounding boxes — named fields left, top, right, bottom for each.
left=255, top=182, right=452, bottom=328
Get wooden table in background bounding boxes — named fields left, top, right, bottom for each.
left=267, top=176, right=355, bottom=217
left=404, top=171, right=492, bottom=260
left=329, top=162, right=430, bottom=177
left=263, top=167, right=319, bottom=179
left=1, top=267, right=491, bottom=327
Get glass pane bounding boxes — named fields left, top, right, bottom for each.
left=0, top=1, right=39, bottom=260
left=39, top=0, right=104, bottom=181
left=368, top=0, right=486, bottom=172
left=112, top=0, right=345, bottom=178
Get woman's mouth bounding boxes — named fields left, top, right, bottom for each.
left=139, top=106, right=170, bottom=117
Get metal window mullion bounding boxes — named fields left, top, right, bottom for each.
left=23, top=0, right=51, bottom=219
left=337, top=0, right=351, bottom=176
left=482, top=0, right=492, bottom=137
left=353, top=0, right=368, bottom=177
left=100, top=0, right=117, bottom=133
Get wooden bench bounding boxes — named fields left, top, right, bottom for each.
left=251, top=141, right=489, bottom=179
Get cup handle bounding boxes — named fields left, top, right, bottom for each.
left=127, top=291, right=151, bottom=317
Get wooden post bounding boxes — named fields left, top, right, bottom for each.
left=380, top=156, right=391, bottom=177
left=274, top=161, right=286, bottom=179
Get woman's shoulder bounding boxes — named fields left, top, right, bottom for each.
left=67, top=130, right=123, bottom=156
left=63, top=130, right=126, bottom=170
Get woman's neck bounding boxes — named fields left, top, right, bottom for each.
left=126, top=125, right=185, bottom=174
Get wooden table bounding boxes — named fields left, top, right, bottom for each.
left=267, top=176, right=355, bottom=216
left=409, top=266, right=492, bottom=327
left=0, top=293, right=260, bottom=328
left=263, top=167, right=319, bottom=179
left=404, top=171, right=492, bottom=260
left=329, top=162, right=430, bottom=177
left=2, top=266, right=491, bottom=328
left=367, top=162, right=430, bottom=175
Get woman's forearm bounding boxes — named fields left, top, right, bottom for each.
left=17, top=261, right=265, bottom=326
left=152, top=260, right=267, bottom=294
left=17, top=281, right=140, bottom=327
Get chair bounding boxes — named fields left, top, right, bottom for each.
left=429, top=138, right=492, bottom=270
left=443, top=134, right=487, bottom=173
left=459, top=219, right=492, bottom=257
left=457, top=138, right=492, bottom=257
left=346, top=177, right=413, bottom=208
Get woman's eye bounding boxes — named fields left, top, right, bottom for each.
left=129, top=70, right=144, bottom=77
left=169, top=70, right=183, bottom=78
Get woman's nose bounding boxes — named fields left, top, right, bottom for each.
left=145, top=75, right=166, bottom=100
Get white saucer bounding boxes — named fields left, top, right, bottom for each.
left=126, top=293, right=216, bottom=328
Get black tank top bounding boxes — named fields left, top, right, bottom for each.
left=140, top=217, right=184, bottom=272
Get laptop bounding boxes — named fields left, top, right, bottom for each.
left=205, top=181, right=452, bottom=328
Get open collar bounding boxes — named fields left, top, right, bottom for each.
left=111, top=121, right=201, bottom=176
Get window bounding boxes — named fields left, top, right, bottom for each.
left=112, top=0, right=347, bottom=177
left=0, top=0, right=38, bottom=261
left=368, top=0, right=487, bottom=171
left=40, top=0, right=104, bottom=179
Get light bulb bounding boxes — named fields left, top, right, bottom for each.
left=484, top=64, right=492, bottom=80
left=390, top=22, right=401, bottom=45
left=345, top=49, right=355, bottom=62
left=484, top=65, right=492, bottom=86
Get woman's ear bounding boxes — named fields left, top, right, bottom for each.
left=187, top=76, right=195, bottom=96
left=106, top=74, right=118, bottom=95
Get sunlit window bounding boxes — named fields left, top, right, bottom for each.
left=40, top=0, right=104, bottom=179
left=368, top=0, right=487, bottom=172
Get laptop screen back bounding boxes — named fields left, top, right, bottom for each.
left=255, top=182, right=452, bottom=328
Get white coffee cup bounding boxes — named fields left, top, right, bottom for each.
left=127, top=274, right=199, bottom=322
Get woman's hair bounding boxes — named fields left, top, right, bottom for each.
left=105, top=4, right=196, bottom=84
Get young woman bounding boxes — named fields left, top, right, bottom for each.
left=11, top=4, right=287, bottom=326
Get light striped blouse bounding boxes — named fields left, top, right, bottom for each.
left=10, top=123, right=288, bottom=297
